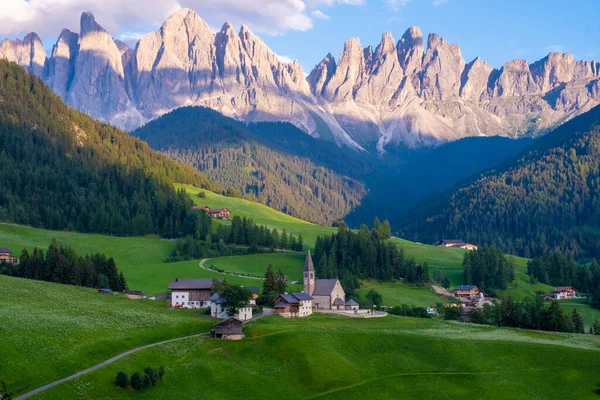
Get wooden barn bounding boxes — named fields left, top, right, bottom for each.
left=213, top=318, right=244, bottom=340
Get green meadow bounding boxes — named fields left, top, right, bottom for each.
left=0, top=275, right=213, bottom=396
left=34, top=314, right=600, bottom=400
left=207, top=252, right=305, bottom=282
left=358, top=281, right=449, bottom=308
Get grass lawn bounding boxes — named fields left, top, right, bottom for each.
left=358, top=281, right=449, bottom=308
left=179, top=184, right=337, bottom=248
left=0, top=275, right=214, bottom=397
left=35, top=315, right=600, bottom=400
left=559, top=299, right=600, bottom=330
left=207, top=253, right=305, bottom=282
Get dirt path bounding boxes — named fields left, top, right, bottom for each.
left=199, top=258, right=264, bottom=280
left=14, top=332, right=209, bottom=400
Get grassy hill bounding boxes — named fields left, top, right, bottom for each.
left=0, top=275, right=213, bottom=396
left=33, top=315, right=600, bottom=400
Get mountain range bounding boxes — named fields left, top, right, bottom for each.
left=2, top=9, right=600, bottom=150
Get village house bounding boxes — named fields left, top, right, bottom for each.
left=208, top=293, right=253, bottom=321
left=192, top=205, right=210, bottom=212
left=0, top=248, right=19, bottom=264
left=213, top=318, right=244, bottom=340
left=435, top=240, right=478, bottom=251
left=303, top=250, right=346, bottom=310
left=168, top=278, right=224, bottom=309
left=453, top=285, right=480, bottom=300
left=273, top=292, right=313, bottom=318
left=247, top=286, right=259, bottom=305
left=553, top=286, right=577, bottom=300
left=208, top=208, right=231, bottom=220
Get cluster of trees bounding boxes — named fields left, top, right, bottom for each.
left=468, top=297, right=587, bottom=334
left=2, top=241, right=127, bottom=291
left=388, top=304, right=430, bottom=318
left=313, top=221, right=428, bottom=295
left=169, top=214, right=304, bottom=261
left=133, top=106, right=368, bottom=226
left=399, top=106, right=600, bottom=258
left=0, top=60, right=212, bottom=238
left=528, top=254, right=600, bottom=294
left=116, top=366, right=165, bottom=391
left=257, top=265, right=288, bottom=306
left=462, top=247, right=515, bottom=293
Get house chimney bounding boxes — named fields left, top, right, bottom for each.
left=175, top=278, right=179, bottom=282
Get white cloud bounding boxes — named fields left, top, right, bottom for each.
left=0, top=0, right=364, bottom=39
left=433, top=0, right=448, bottom=6
left=385, top=0, right=412, bottom=12
left=311, top=10, right=331, bottom=20
left=274, top=53, right=295, bottom=64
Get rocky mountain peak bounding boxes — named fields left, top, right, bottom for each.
left=397, top=26, right=424, bottom=74
left=80, top=11, right=104, bottom=36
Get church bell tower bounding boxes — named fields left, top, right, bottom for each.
left=303, top=250, right=315, bottom=296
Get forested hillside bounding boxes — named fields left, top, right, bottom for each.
left=398, top=105, right=600, bottom=259
left=133, top=107, right=368, bottom=225
left=0, top=60, right=212, bottom=236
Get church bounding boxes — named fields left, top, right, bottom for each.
left=303, top=250, right=346, bottom=310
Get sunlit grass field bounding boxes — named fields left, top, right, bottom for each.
left=0, top=275, right=213, bottom=397
left=34, top=314, right=600, bottom=400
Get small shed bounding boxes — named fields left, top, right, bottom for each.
left=345, top=299, right=359, bottom=311
left=123, top=290, right=145, bottom=299
left=97, top=288, right=112, bottom=294
left=332, top=297, right=345, bottom=310
left=213, top=318, right=244, bottom=340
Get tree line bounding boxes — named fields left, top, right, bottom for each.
left=0, top=60, right=215, bottom=239
left=1, top=241, right=127, bottom=291
left=133, top=106, right=368, bottom=226
left=398, top=105, right=600, bottom=259
left=169, top=214, right=304, bottom=261
left=313, top=220, right=429, bottom=295
left=462, top=247, right=515, bottom=293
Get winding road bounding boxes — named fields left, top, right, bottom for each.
left=199, top=258, right=264, bottom=280
left=14, top=332, right=209, bottom=400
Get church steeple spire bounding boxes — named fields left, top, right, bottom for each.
left=303, top=250, right=315, bottom=295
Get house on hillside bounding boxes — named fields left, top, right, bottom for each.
left=213, top=318, right=244, bottom=340
left=303, top=250, right=346, bottom=310
left=553, top=286, right=577, bottom=300
left=453, top=285, right=479, bottom=300
left=247, top=286, right=259, bottom=305
left=274, top=293, right=313, bottom=318
left=208, top=293, right=253, bottom=321
left=192, top=205, right=210, bottom=212
left=435, top=240, right=478, bottom=251
left=0, top=248, right=19, bottom=264
left=168, top=278, right=224, bottom=309
left=207, top=208, right=231, bottom=220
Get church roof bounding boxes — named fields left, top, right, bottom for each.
left=333, top=297, right=345, bottom=306
left=313, top=279, right=338, bottom=296
left=304, top=250, right=315, bottom=272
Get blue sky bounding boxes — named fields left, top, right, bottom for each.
left=1, top=0, right=599, bottom=74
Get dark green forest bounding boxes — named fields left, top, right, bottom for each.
left=133, top=106, right=368, bottom=225
left=398, top=105, right=600, bottom=259
left=313, top=221, right=430, bottom=295
left=1, top=241, right=128, bottom=291
left=0, top=60, right=214, bottom=237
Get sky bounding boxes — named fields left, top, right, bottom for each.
left=1, top=0, right=599, bottom=74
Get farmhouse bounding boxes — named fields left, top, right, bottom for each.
left=454, top=285, right=479, bottom=300
left=0, top=248, right=19, bottom=264
left=168, top=278, right=224, bottom=309
left=435, top=240, right=478, bottom=251
left=274, top=293, right=313, bottom=318
left=303, top=251, right=346, bottom=310
left=213, top=318, right=244, bottom=340
left=123, top=290, right=145, bottom=299
left=208, top=208, right=231, bottom=220
left=192, top=205, right=210, bottom=212
left=208, top=293, right=253, bottom=321
left=553, top=286, right=577, bottom=300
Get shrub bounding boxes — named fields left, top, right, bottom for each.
left=115, top=371, right=129, bottom=389
left=141, top=374, right=151, bottom=389
left=130, top=372, right=142, bottom=391
left=158, top=365, right=165, bottom=381
left=196, top=191, right=206, bottom=198
left=144, top=366, right=158, bottom=386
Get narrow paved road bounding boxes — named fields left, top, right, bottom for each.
left=199, top=258, right=264, bottom=280
left=14, top=332, right=208, bottom=400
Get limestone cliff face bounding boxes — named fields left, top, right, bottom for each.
left=2, top=11, right=600, bottom=150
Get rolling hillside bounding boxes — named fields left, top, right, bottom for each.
left=398, top=105, right=600, bottom=259
left=31, top=315, right=600, bottom=400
